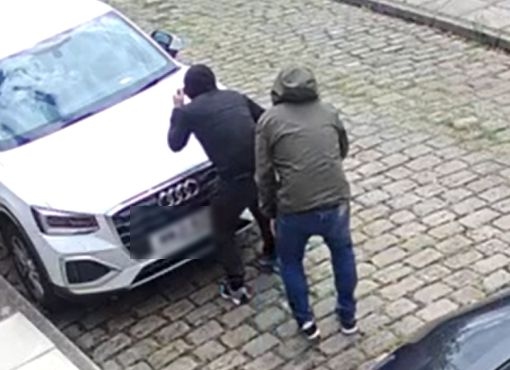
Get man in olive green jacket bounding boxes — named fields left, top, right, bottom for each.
left=255, top=66, right=358, bottom=340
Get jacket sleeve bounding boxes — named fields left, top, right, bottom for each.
left=334, top=114, right=349, bottom=159
left=168, top=107, right=192, bottom=152
left=244, top=95, right=265, bottom=122
left=255, top=120, right=277, bottom=219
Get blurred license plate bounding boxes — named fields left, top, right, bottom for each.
left=150, top=208, right=212, bottom=256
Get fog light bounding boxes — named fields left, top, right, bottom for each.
left=65, top=260, right=111, bottom=284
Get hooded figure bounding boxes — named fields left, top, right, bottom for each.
left=255, top=65, right=357, bottom=340
left=168, top=64, right=276, bottom=306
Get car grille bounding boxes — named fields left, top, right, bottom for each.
left=111, top=165, right=217, bottom=258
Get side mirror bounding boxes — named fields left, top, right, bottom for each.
left=150, top=30, right=184, bottom=58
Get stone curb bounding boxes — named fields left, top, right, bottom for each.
left=0, top=277, right=100, bottom=370
left=335, top=0, right=510, bottom=53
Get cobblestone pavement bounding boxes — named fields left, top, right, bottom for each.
left=2, top=0, right=510, bottom=369
left=337, top=0, right=510, bottom=52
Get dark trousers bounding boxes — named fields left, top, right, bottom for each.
left=276, top=202, right=357, bottom=326
left=211, top=178, right=274, bottom=289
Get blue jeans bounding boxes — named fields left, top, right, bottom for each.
left=276, top=202, right=357, bottom=326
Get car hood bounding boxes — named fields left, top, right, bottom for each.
left=0, top=66, right=210, bottom=214
left=377, top=292, right=510, bottom=370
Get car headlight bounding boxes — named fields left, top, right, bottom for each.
left=31, top=207, right=99, bottom=235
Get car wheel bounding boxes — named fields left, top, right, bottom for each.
left=3, top=222, right=62, bottom=312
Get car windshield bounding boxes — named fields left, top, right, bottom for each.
left=0, top=11, right=177, bottom=151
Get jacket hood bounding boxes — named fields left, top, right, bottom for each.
left=271, top=66, right=319, bottom=104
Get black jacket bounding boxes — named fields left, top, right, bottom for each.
left=168, top=89, right=264, bottom=181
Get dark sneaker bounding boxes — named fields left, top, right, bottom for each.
left=256, top=254, right=279, bottom=274
left=340, top=319, right=359, bottom=336
left=301, top=320, right=321, bottom=340
left=219, top=282, right=252, bottom=305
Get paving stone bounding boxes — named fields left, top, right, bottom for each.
left=479, top=185, right=510, bottom=203
left=429, top=222, right=466, bottom=240
left=185, top=303, right=222, bottom=326
left=220, top=305, right=256, bottom=329
left=473, top=254, right=510, bottom=274
left=391, top=315, right=425, bottom=338
left=319, top=332, right=355, bottom=356
left=414, top=283, right=453, bottom=304
left=162, top=299, right=195, bottom=321
left=422, top=210, right=456, bottom=227
left=380, top=276, right=425, bottom=301
left=444, top=250, right=484, bottom=270
left=406, top=248, right=442, bottom=268
left=327, top=348, right=365, bottom=370
left=452, top=195, right=488, bottom=214
left=357, top=295, right=385, bottom=319
left=76, top=328, right=108, bottom=351
left=133, top=295, right=168, bottom=318
left=194, top=340, right=227, bottom=362
left=117, top=339, right=159, bottom=367
left=363, top=219, right=395, bottom=237
left=163, top=357, right=198, bottom=370
left=400, top=235, right=436, bottom=252
left=276, top=336, right=313, bottom=360
left=361, top=330, right=398, bottom=355
left=483, top=270, right=510, bottom=292
left=389, top=210, right=417, bottom=224
left=417, top=299, right=459, bottom=322
left=129, top=315, right=167, bottom=339
left=244, top=352, right=284, bottom=370
left=148, top=340, right=190, bottom=369
left=154, top=321, right=191, bottom=343
left=254, top=307, right=286, bottom=331
left=204, top=351, right=246, bottom=370
left=373, top=263, right=413, bottom=284
left=221, top=324, right=257, bottom=348
left=493, top=215, right=510, bottom=231
left=93, top=333, right=133, bottom=363
left=385, top=298, right=418, bottom=319
left=452, top=286, right=486, bottom=306
left=186, top=320, right=224, bottom=346
left=414, top=264, right=452, bottom=283
left=372, top=247, right=407, bottom=267
left=127, top=363, right=152, bottom=370
left=242, top=333, right=280, bottom=358
left=362, top=234, right=399, bottom=254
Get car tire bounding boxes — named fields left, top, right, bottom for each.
left=2, top=222, right=63, bottom=312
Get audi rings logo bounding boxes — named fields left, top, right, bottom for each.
left=158, top=179, right=200, bottom=207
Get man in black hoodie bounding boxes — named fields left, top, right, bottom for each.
left=168, top=64, right=275, bottom=305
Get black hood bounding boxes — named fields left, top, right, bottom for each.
left=183, top=64, right=217, bottom=99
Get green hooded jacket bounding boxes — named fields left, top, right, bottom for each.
left=255, top=66, right=350, bottom=218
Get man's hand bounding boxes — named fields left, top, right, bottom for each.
left=173, top=88, right=185, bottom=108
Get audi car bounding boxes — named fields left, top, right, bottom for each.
left=0, top=0, right=247, bottom=309
left=372, top=291, right=510, bottom=370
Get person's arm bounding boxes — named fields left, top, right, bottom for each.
left=244, top=95, right=265, bottom=123
left=255, top=119, right=277, bottom=219
left=334, top=114, right=349, bottom=159
left=168, top=107, right=192, bottom=152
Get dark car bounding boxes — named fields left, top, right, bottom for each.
left=373, top=291, right=510, bottom=370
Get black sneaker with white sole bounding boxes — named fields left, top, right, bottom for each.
left=340, top=319, right=359, bottom=335
left=219, top=282, right=252, bottom=305
left=301, top=320, right=321, bottom=340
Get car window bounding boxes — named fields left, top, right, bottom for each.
left=0, top=11, right=177, bottom=151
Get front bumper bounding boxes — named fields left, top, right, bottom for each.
left=40, top=214, right=252, bottom=298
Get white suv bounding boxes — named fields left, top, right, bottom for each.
left=0, top=0, right=241, bottom=309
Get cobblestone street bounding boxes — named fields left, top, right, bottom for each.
left=3, top=0, right=510, bottom=369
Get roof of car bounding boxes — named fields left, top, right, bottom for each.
left=0, top=0, right=113, bottom=60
